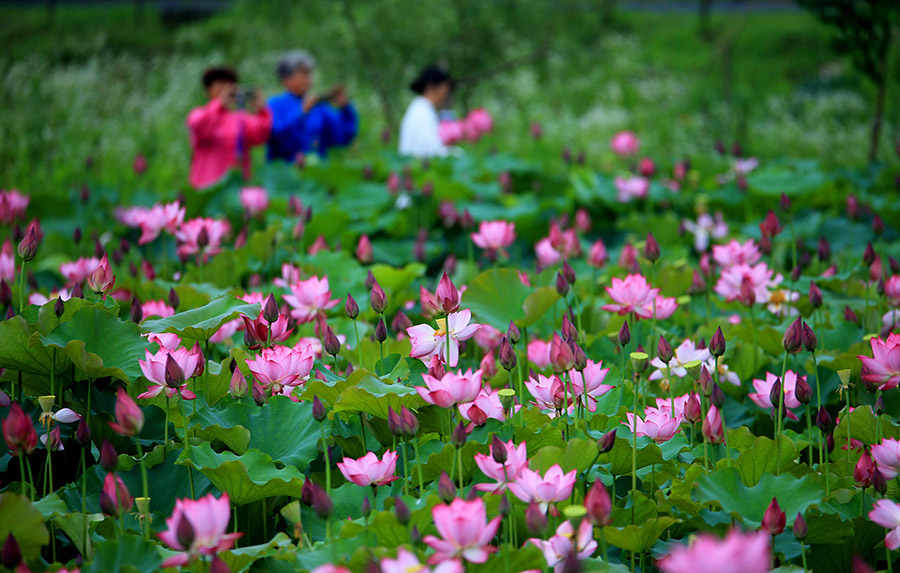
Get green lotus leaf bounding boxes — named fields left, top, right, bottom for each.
left=0, top=493, right=49, bottom=560
left=141, top=294, right=260, bottom=341
left=603, top=516, right=676, bottom=553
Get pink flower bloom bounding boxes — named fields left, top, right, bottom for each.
left=87, top=253, right=116, bottom=294
left=120, top=202, right=186, bottom=245
left=382, top=549, right=463, bottom=573
left=527, top=339, right=552, bottom=369
left=474, top=439, right=528, bottom=493
left=683, top=213, right=729, bottom=252
left=602, top=274, right=658, bottom=319
left=525, top=373, right=568, bottom=414
left=873, top=438, right=900, bottom=479
left=528, top=519, right=597, bottom=573
left=885, top=276, right=900, bottom=307
left=0, top=239, right=15, bottom=281
left=734, top=157, right=759, bottom=176
left=175, top=218, right=231, bottom=261
left=650, top=339, right=709, bottom=381
left=272, top=263, right=302, bottom=289
left=60, top=256, right=100, bottom=285
left=283, top=276, right=340, bottom=324
left=658, top=529, right=770, bottom=573
left=535, top=238, right=563, bottom=268
left=471, top=221, right=515, bottom=254
left=748, top=371, right=804, bottom=419
left=473, top=324, right=502, bottom=352
left=439, top=120, right=465, bottom=146
left=141, top=300, right=175, bottom=319
left=712, top=239, right=760, bottom=269
left=614, top=176, right=649, bottom=203
left=588, top=239, right=608, bottom=268
left=870, top=499, right=900, bottom=550
left=100, top=472, right=133, bottom=518
left=623, top=409, right=682, bottom=443
left=424, top=498, right=501, bottom=564
left=239, top=187, right=269, bottom=216
left=568, top=360, right=614, bottom=412
left=0, top=189, right=29, bottom=224
left=535, top=225, right=581, bottom=269
left=137, top=345, right=201, bottom=400
left=649, top=296, right=678, bottom=320
left=508, top=465, right=577, bottom=510
left=858, top=333, right=900, bottom=391
left=465, top=108, right=494, bottom=138
left=765, top=289, right=799, bottom=317
left=158, top=493, right=241, bottom=567
left=407, top=309, right=481, bottom=367
left=417, top=369, right=483, bottom=408
left=714, top=262, right=781, bottom=304
left=459, top=388, right=518, bottom=425
left=610, top=131, right=640, bottom=156
left=245, top=344, right=314, bottom=395
left=337, top=450, right=399, bottom=487
left=210, top=318, right=241, bottom=344
left=147, top=332, right=181, bottom=350
left=109, top=389, right=144, bottom=437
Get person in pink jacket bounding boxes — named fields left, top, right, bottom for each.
left=186, top=67, right=272, bottom=189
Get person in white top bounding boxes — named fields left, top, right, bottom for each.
left=398, top=66, right=453, bottom=157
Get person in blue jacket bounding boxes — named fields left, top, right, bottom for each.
left=267, top=50, right=358, bottom=162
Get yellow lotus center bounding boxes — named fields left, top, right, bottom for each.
left=770, top=290, right=786, bottom=305
left=434, top=318, right=447, bottom=337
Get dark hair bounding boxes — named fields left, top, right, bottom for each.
left=202, top=66, right=238, bottom=88
left=410, top=65, right=452, bottom=94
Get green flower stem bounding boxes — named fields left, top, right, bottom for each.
left=353, top=319, right=362, bottom=368
left=26, top=459, right=35, bottom=501
left=413, top=439, right=425, bottom=498
left=359, top=413, right=368, bottom=450
left=457, top=444, right=464, bottom=492
left=665, top=363, right=674, bottom=419
left=19, top=455, right=30, bottom=501
left=775, top=351, right=788, bottom=476
left=800, top=541, right=807, bottom=573
left=444, top=312, right=452, bottom=369
left=81, top=447, right=88, bottom=557
left=631, top=371, right=639, bottom=526
left=134, top=438, right=150, bottom=539
left=18, top=260, right=26, bottom=313
left=164, top=395, right=170, bottom=447
left=846, top=389, right=853, bottom=464
left=401, top=438, right=409, bottom=496
left=812, top=351, right=829, bottom=498
left=863, top=279, right=870, bottom=333
left=320, top=425, right=331, bottom=497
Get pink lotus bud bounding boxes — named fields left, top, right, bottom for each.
left=312, top=485, right=333, bottom=519
left=684, top=394, right=702, bottom=423
left=435, top=272, right=459, bottom=314
left=374, top=317, right=388, bottom=342
left=230, top=368, right=248, bottom=399
left=400, top=406, right=419, bottom=436
left=438, top=471, right=456, bottom=502
left=16, top=227, right=38, bottom=261
left=854, top=450, right=875, bottom=487
left=164, top=354, right=185, bottom=388
left=252, top=381, right=267, bottom=406
left=783, top=317, right=802, bottom=353
left=657, top=335, right=674, bottom=364
left=801, top=323, right=817, bottom=353
left=100, top=473, right=133, bottom=518
left=324, top=326, right=341, bottom=357
left=108, top=389, right=143, bottom=437
left=809, top=282, right=823, bottom=308
left=817, top=237, right=831, bottom=261
left=793, top=513, right=807, bottom=540
left=312, top=396, right=327, bottom=422
left=588, top=239, right=608, bottom=268
left=584, top=481, right=613, bottom=526
left=562, top=261, right=576, bottom=285
left=370, top=281, right=387, bottom=314
left=761, top=497, right=786, bottom=535
left=99, top=440, right=118, bottom=472
left=386, top=173, right=400, bottom=194
left=575, top=209, right=591, bottom=233
left=643, top=232, right=660, bottom=263
left=639, top=157, right=656, bottom=178
left=779, top=192, right=792, bottom=212
left=391, top=311, right=412, bottom=334
left=562, top=314, right=578, bottom=342
left=356, top=235, right=373, bottom=264
left=2, top=403, right=37, bottom=456
left=428, top=356, right=445, bottom=380
left=133, top=154, right=147, bottom=175
left=598, top=428, right=616, bottom=453
left=451, top=421, right=467, bottom=448
left=702, top=406, right=724, bottom=444
left=709, top=327, right=726, bottom=357
left=480, top=351, right=497, bottom=379
left=550, top=332, right=575, bottom=372
left=387, top=407, right=403, bottom=436
left=699, top=366, right=714, bottom=396
left=345, top=293, right=359, bottom=320
left=760, top=210, right=782, bottom=238
left=499, top=337, right=517, bottom=371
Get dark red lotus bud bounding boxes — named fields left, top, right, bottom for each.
left=460, top=209, right=474, bottom=230
left=809, top=282, right=823, bottom=308
left=761, top=497, right=786, bottom=535
left=168, top=288, right=179, bottom=310
left=387, top=407, right=403, bottom=436
left=710, top=383, right=725, bottom=409
left=561, top=314, right=578, bottom=342
left=451, top=421, right=467, bottom=448
left=555, top=272, right=569, bottom=297
left=490, top=434, right=507, bottom=464
left=130, top=297, right=143, bottom=323
left=864, top=243, right=876, bottom=267
left=878, top=278, right=886, bottom=297
left=759, top=234, right=772, bottom=256
left=394, top=497, right=410, bottom=525
left=684, top=394, right=702, bottom=423
left=261, top=294, right=278, bottom=324
left=75, top=417, right=91, bottom=446
left=438, top=471, right=456, bottom=502
left=876, top=396, right=885, bottom=415
left=844, top=305, right=859, bottom=324
left=360, top=496, right=372, bottom=518
left=2, top=534, right=22, bottom=569
left=301, top=477, right=315, bottom=506
left=643, top=232, right=660, bottom=263
left=597, top=428, right=616, bottom=453
left=345, top=293, right=359, bottom=320
left=312, top=396, right=327, bottom=422
left=99, top=440, right=118, bottom=472
left=779, top=193, right=792, bottom=212
left=618, top=321, right=631, bottom=347
left=699, top=366, right=714, bottom=396
left=324, top=327, right=341, bottom=357
left=873, top=215, right=884, bottom=236
left=816, top=407, right=834, bottom=434
left=5, top=306, right=13, bottom=319
left=526, top=502, right=548, bottom=535
left=400, top=406, right=418, bottom=437
left=562, top=261, right=576, bottom=285
left=826, top=433, right=835, bottom=453
left=17, top=227, right=38, bottom=261
left=370, top=281, right=387, bottom=314
left=783, top=317, right=802, bottom=353
left=507, top=321, right=521, bottom=345
left=802, top=323, right=817, bottom=353
left=709, top=327, right=726, bottom=357
left=890, top=257, right=900, bottom=274
left=760, top=210, right=782, bottom=238
left=499, top=337, right=517, bottom=371
left=573, top=343, right=587, bottom=371
left=769, top=378, right=783, bottom=412
left=657, top=335, right=674, bottom=364
left=374, top=317, right=387, bottom=343
left=793, top=513, right=807, bottom=541
left=818, top=237, right=831, bottom=261
left=312, top=485, right=333, bottom=519
left=790, top=264, right=802, bottom=282
left=164, top=354, right=184, bottom=388
left=54, top=295, right=65, bottom=318
left=73, top=227, right=82, bottom=245
left=873, top=468, right=888, bottom=494
left=196, top=227, right=209, bottom=249
left=795, top=375, right=813, bottom=404
left=0, top=281, right=10, bottom=307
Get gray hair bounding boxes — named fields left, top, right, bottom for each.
left=277, top=50, right=316, bottom=79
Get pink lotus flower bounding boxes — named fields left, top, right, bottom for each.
left=534, top=224, right=581, bottom=269
left=2, top=402, right=37, bottom=456
left=650, top=339, right=709, bottom=381
left=356, top=234, right=373, bottom=263
left=210, top=318, right=241, bottom=344
left=0, top=189, right=29, bottom=224
left=0, top=239, right=14, bottom=281
left=508, top=465, right=577, bottom=511
left=87, top=253, right=115, bottom=294
left=649, top=296, right=679, bottom=320
left=60, top=256, right=100, bottom=285
left=734, top=157, right=759, bottom=176
left=858, top=333, right=900, bottom=391
left=337, top=450, right=399, bottom=487
left=407, top=309, right=481, bottom=367
left=465, top=108, right=494, bottom=138
left=473, top=324, right=502, bottom=351
left=885, top=276, right=900, bottom=307
left=714, top=262, right=781, bottom=304
left=527, top=519, right=597, bottom=573
left=869, top=499, right=900, bottom=550
left=535, top=238, right=563, bottom=268
left=147, top=332, right=181, bottom=350
left=614, top=176, right=649, bottom=203
left=623, top=409, right=682, bottom=443
left=118, top=202, right=185, bottom=245
left=683, top=213, right=729, bottom=252
left=245, top=344, right=314, bottom=395
left=239, top=187, right=269, bottom=216
left=459, top=388, right=518, bottom=425
left=872, top=438, right=900, bottom=479
left=588, top=239, right=608, bottom=268
left=175, top=218, right=231, bottom=262
left=748, top=371, right=803, bottom=419
left=158, top=493, right=241, bottom=567
left=658, top=529, right=770, bottom=573
left=602, top=274, right=657, bottom=319
left=765, top=288, right=799, bottom=317
left=137, top=345, right=201, bottom=400
left=29, top=289, right=71, bottom=306
left=141, top=300, right=175, bottom=319
left=283, top=276, right=340, bottom=324
left=471, top=221, right=515, bottom=255
left=423, top=498, right=501, bottom=564
left=109, top=389, right=144, bottom=437
left=100, top=472, right=133, bottom=518
left=568, top=360, right=614, bottom=412
left=712, top=239, right=760, bottom=269
left=241, top=311, right=293, bottom=349
left=610, top=131, right=640, bottom=156
left=382, top=549, right=462, bottom=573
left=439, top=120, right=465, bottom=146
left=525, top=373, right=568, bottom=414
left=527, top=339, right=552, bottom=369
left=473, top=439, right=528, bottom=493
left=417, top=368, right=483, bottom=407
left=272, top=264, right=302, bottom=289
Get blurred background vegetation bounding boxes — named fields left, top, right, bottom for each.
left=1, top=0, right=898, bottom=193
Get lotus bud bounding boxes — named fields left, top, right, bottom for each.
left=573, top=344, right=587, bottom=371
left=312, top=396, right=327, bottom=423
left=163, top=354, right=185, bottom=389
left=555, top=272, right=569, bottom=297
left=562, top=313, right=578, bottom=342
left=387, top=407, right=403, bottom=436
left=324, top=327, right=341, bottom=357
left=44, top=425, right=62, bottom=451
left=497, top=494, right=511, bottom=518
left=460, top=209, right=474, bottom=230
left=507, top=321, right=521, bottom=345
left=394, top=497, right=410, bottom=525
left=790, top=264, right=802, bottom=282
left=844, top=305, right=859, bottom=324
left=779, top=192, right=792, bottom=212
left=783, top=317, right=802, bottom=353
left=760, top=210, right=782, bottom=238
left=436, top=272, right=460, bottom=314
left=53, top=295, right=65, bottom=318
left=345, top=293, right=359, bottom=320
left=684, top=394, right=702, bottom=423
left=75, top=417, right=91, bottom=446
left=795, top=376, right=813, bottom=405
left=643, top=232, right=660, bottom=263
left=550, top=332, right=575, bottom=372
left=438, top=471, right=456, bottom=502
left=490, top=434, right=508, bottom=464
left=584, top=481, right=612, bottom=526
left=761, top=497, right=786, bottom=535
left=428, top=357, right=445, bottom=380
left=99, top=440, right=118, bottom=472
left=768, top=378, right=783, bottom=411
left=100, top=473, right=133, bottom=519
left=167, top=287, right=179, bottom=310
left=816, top=407, right=834, bottom=434
left=793, top=513, right=807, bottom=541
left=562, top=261, right=576, bottom=285
left=251, top=382, right=267, bottom=406
left=312, top=486, right=333, bottom=519
left=873, top=468, right=888, bottom=494
left=468, top=405, right=487, bottom=426
left=370, top=281, right=387, bottom=314
left=526, top=502, right=548, bottom=535
left=361, top=496, right=372, bottom=518
left=709, top=327, right=726, bottom=357
left=875, top=396, right=885, bottom=415
left=110, top=389, right=143, bottom=437
left=16, top=227, right=38, bottom=261
left=597, top=428, right=616, bottom=453
left=301, top=478, right=315, bottom=506
left=657, top=335, right=674, bottom=364
left=229, top=368, right=247, bottom=399
left=451, top=421, right=467, bottom=448
left=854, top=451, right=875, bottom=487
left=809, top=282, right=823, bottom=308
left=400, top=406, right=419, bottom=437
left=374, top=317, right=387, bottom=343
left=499, top=337, right=517, bottom=371
left=630, top=351, right=649, bottom=373
left=703, top=406, right=724, bottom=444
left=826, top=433, right=835, bottom=453
left=699, top=366, right=714, bottom=396
left=618, top=321, right=631, bottom=347
left=863, top=243, right=876, bottom=267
